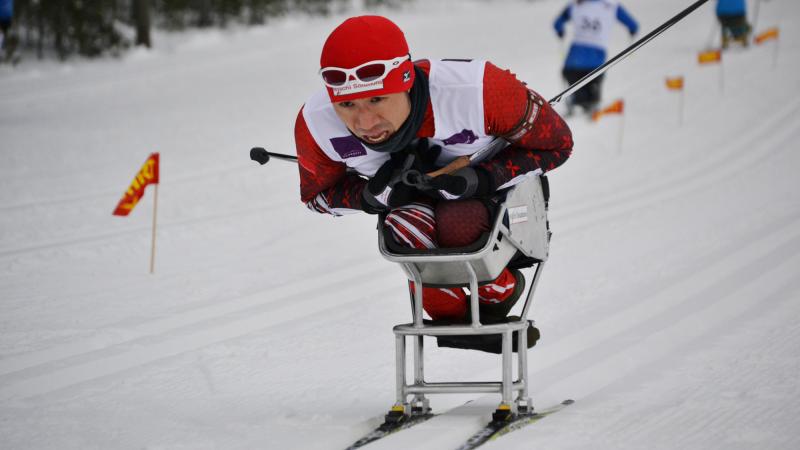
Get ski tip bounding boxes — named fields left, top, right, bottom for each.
left=562, top=399, right=575, bottom=405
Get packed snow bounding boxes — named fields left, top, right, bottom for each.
left=1, top=0, right=799, bottom=449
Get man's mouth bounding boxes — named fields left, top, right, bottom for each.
left=361, top=130, right=390, bottom=143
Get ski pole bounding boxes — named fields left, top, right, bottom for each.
left=550, top=0, right=711, bottom=104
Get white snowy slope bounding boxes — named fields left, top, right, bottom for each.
left=1, top=0, right=798, bottom=449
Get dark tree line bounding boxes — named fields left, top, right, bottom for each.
left=10, top=0, right=410, bottom=60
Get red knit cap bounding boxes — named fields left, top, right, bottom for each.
left=320, top=15, right=415, bottom=102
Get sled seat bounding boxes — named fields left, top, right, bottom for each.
left=378, top=174, right=550, bottom=285
left=377, top=174, right=551, bottom=415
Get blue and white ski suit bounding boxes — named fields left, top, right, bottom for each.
left=0, top=0, right=13, bottom=22
left=716, top=0, right=747, bottom=17
left=553, top=0, right=639, bottom=70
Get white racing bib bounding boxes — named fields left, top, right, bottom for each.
left=302, top=59, right=495, bottom=177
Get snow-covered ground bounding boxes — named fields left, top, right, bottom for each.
left=1, top=0, right=799, bottom=448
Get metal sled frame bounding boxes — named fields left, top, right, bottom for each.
left=378, top=175, right=550, bottom=417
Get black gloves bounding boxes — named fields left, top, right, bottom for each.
left=361, top=153, right=417, bottom=214
left=424, top=167, right=492, bottom=200
left=362, top=138, right=443, bottom=213
left=406, top=138, right=442, bottom=174
left=361, top=138, right=494, bottom=213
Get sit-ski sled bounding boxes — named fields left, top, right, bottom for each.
left=376, top=173, right=552, bottom=427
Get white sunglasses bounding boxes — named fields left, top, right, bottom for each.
left=319, top=54, right=410, bottom=88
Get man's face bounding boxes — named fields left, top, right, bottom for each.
left=332, top=92, right=411, bottom=144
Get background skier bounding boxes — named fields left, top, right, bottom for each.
left=294, top=15, right=573, bottom=328
left=0, top=0, right=13, bottom=61
left=716, top=0, right=751, bottom=48
left=553, top=0, right=638, bottom=116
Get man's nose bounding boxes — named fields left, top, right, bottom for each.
left=355, top=107, right=381, bottom=131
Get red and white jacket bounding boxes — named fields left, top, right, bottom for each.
left=295, top=59, right=573, bottom=215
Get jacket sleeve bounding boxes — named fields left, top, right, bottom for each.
left=616, top=4, right=639, bottom=35
left=295, top=107, right=368, bottom=215
left=478, top=62, right=573, bottom=190
left=553, top=5, right=571, bottom=37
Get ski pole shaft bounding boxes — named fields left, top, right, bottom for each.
left=549, top=0, right=711, bottom=104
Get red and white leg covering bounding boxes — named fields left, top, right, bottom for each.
left=408, top=282, right=468, bottom=321
left=384, top=202, right=438, bottom=249
left=388, top=203, right=468, bottom=320
left=477, top=267, right=517, bottom=305
left=386, top=202, right=517, bottom=320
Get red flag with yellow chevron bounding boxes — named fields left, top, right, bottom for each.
left=113, top=153, right=159, bottom=216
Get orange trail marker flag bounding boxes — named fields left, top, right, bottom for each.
left=755, top=27, right=781, bottom=69
left=665, top=76, right=684, bottom=90
left=697, top=49, right=722, bottom=64
left=666, top=76, right=686, bottom=126
left=698, top=49, right=724, bottom=93
left=592, top=99, right=626, bottom=153
left=592, top=99, right=624, bottom=122
left=755, top=27, right=779, bottom=45
left=113, top=153, right=160, bottom=216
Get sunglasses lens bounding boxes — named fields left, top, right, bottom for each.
left=355, top=63, right=387, bottom=82
left=321, top=69, right=348, bottom=87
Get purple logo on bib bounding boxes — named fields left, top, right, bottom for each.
left=443, top=129, right=478, bottom=146
left=330, top=136, right=367, bottom=159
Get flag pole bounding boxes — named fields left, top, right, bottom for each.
left=679, top=88, right=685, bottom=126
left=752, top=0, right=762, bottom=32
left=617, top=114, right=626, bottom=154
left=705, top=18, right=718, bottom=48
left=772, top=33, right=780, bottom=69
left=150, top=183, right=159, bottom=274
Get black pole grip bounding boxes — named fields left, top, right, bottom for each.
left=250, top=147, right=271, bottom=165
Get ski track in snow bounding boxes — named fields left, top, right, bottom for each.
left=0, top=201, right=296, bottom=258
left=552, top=96, right=800, bottom=226
left=0, top=162, right=251, bottom=212
left=0, top=260, right=399, bottom=400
